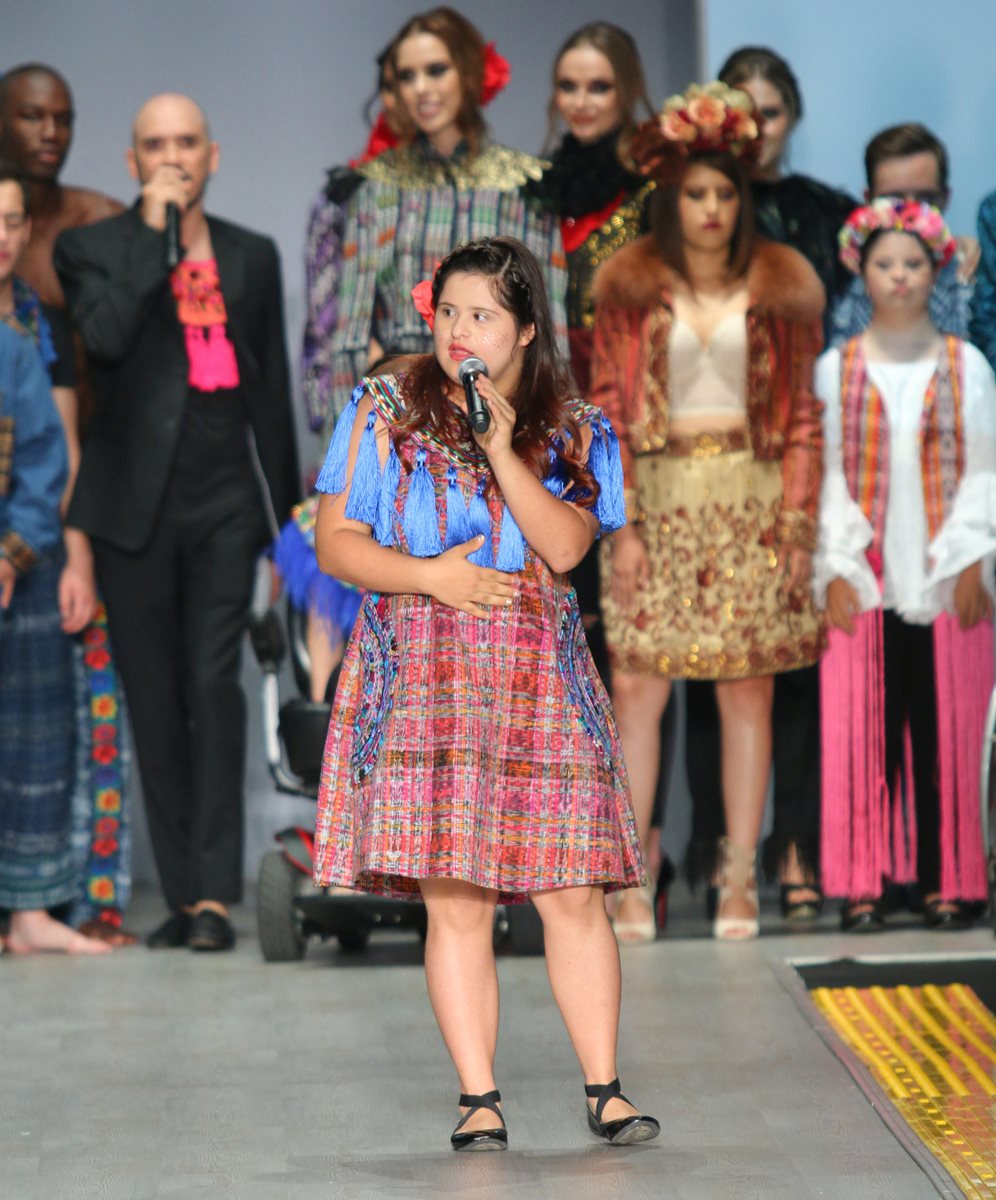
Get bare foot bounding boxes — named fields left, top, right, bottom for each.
left=5, top=910, right=112, bottom=955
left=76, top=917, right=139, bottom=947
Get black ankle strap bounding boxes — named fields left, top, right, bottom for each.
left=454, top=1089, right=503, bottom=1133
left=584, top=1078, right=628, bottom=1122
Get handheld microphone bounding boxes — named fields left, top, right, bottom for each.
left=457, top=356, right=490, bottom=434
left=165, top=202, right=181, bottom=270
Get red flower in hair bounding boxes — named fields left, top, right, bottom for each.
left=480, top=42, right=511, bottom=106
left=350, top=111, right=400, bottom=167
left=411, top=278, right=436, bottom=330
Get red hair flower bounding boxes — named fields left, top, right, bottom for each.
left=411, top=277, right=436, bottom=330
left=349, top=111, right=400, bottom=167
left=480, top=42, right=511, bottom=106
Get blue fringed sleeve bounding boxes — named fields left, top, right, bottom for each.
left=585, top=414, right=626, bottom=534
left=315, top=382, right=366, bottom=496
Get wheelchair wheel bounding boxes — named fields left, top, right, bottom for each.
left=336, top=927, right=371, bottom=952
left=258, top=850, right=308, bottom=962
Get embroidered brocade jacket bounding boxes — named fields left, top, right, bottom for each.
left=590, top=236, right=825, bottom=552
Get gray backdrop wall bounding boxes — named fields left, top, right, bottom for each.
left=5, top=0, right=700, bottom=890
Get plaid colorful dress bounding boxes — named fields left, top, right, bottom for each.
left=311, top=374, right=643, bottom=901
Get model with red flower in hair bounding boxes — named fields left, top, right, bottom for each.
left=279, top=8, right=565, bottom=703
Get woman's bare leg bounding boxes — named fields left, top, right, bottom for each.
left=419, top=878, right=501, bottom=1132
left=714, top=675, right=774, bottom=922
left=530, top=885, right=643, bottom=1123
left=608, top=671, right=672, bottom=931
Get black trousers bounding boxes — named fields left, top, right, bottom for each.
left=882, top=610, right=940, bottom=896
left=685, top=663, right=822, bottom=884
left=94, top=498, right=266, bottom=910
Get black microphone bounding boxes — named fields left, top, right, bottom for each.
left=164, top=202, right=181, bottom=270
left=457, top=356, right=490, bottom=434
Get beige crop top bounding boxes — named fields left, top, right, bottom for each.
left=669, top=312, right=747, bottom=419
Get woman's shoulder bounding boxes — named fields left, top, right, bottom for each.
left=776, top=174, right=856, bottom=215
left=344, top=139, right=547, bottom=194
left=592, top=234, right=668, bottom=310
left=747, top=240, right=825, bottom=324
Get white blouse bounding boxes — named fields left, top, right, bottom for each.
left=813, top=340, right=996, bottom=624
left=669, top=313, right=747, bottom=421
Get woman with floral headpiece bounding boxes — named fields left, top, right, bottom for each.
left=815, top=199, right=996, bottom=932
left=278, top=7, right=565, bottom=701
left=679, top=47, right=857, bottom=926
left=592, top=82, right=825, bottom=940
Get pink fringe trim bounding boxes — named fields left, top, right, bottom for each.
left=184, top=323, right=240, bottom=391
left=933, top=613, right=991, bottom=901
left=821, top=609, right=992, bottom=901
left=821, top=613, right=890, bottom=898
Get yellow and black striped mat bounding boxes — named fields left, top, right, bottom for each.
left=797, top=958, right=995, bottom=1198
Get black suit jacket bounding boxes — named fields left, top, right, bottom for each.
left=55, top=207, right=300, bottom=551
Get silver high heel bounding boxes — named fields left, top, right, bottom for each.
left=713, top=837, right=759, bottom=941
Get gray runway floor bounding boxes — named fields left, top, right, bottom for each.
left=3, top=883, right=992, bottom=1200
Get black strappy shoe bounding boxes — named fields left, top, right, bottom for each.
left=585, top=1079, right=660, bottom=1145
left=450, top=1089, right=507, bottom=1152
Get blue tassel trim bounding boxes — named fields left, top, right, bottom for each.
left=444, top=465, right=474, bottom=549
left=271, top=518, right=362, bottom=643
left=374, top=444, right=401, bottom=547
left=495, top=502, right=525, bottom=572
left=343, top=410, right=381, bottom=524
left=542, top=445, right=568, bottom=498
left=402, top=449, right=442, bottom=557
left=315, top=382, right=366, bottom=495
left=467, top=481, right=494, bottom=566
left=588, top=416, right=626, bottom=533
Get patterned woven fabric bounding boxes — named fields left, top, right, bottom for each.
left=303, top=140, right=567, bottom=437
left=312, top=391, right=642, bottom=901
left=0, top=551, right=77, bottom=909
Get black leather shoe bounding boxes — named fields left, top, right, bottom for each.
left=188, top=909, right=236, bottom=952
left=585, top=1078, right=660, bottom=1145
left=146, top=911, right=193, bottom=948
left=781, top=883, right=824, bottom=923
left=924, top=899, right=973, bottom=931
left=450, top=1089, right=507, bottom=1151
left=840, top=900, right=885, bottom=933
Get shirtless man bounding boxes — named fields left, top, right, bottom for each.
left=0, top=63, right=122, bottom=307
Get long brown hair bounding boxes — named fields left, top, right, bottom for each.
left=395, top=238, right=597, bottom=507
left=718, top=46, right=803, bottom=125
left=544, top=22, right=654, bottom=153
left=649, top=151, right=756, bottom=285
left=388, top=7, right=487, bottom=155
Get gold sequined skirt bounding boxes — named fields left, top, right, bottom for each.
left=599, top=440, right=824, bottom=680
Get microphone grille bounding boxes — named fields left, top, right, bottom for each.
left=457, top=356, right=489, bottom=382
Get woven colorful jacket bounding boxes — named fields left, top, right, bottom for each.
left=302, top=137, right=567, bottom=439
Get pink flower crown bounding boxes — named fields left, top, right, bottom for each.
left=628, top=81, right=761, bottom=185
left=838, top=198, right=957, bottom=274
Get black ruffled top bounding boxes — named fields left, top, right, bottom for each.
left=752, top=174, right=857, bottom=327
